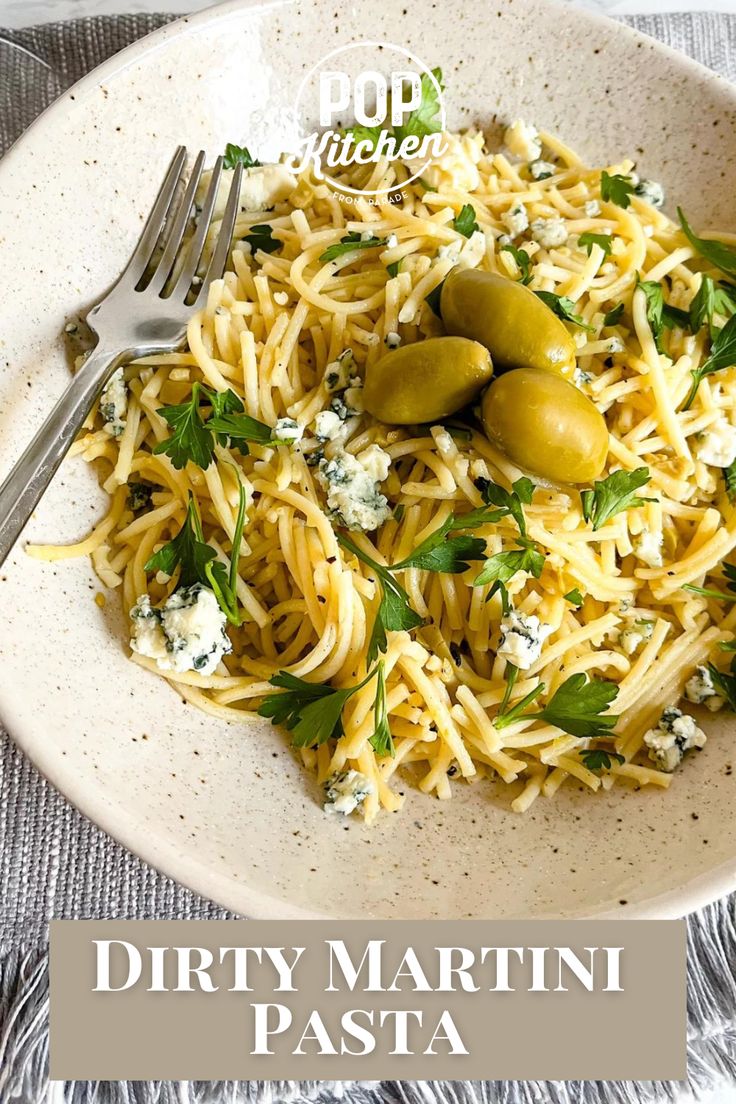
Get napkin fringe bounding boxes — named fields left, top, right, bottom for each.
left=2, top=912, right=736, bottom=1104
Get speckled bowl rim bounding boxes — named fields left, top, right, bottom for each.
left=3, top=0, right=736, bottom=920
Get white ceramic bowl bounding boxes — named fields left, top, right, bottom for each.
left=2, top=0, right=736, bottom=920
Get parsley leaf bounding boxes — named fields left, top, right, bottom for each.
left=578, top=231, right=612, bottom=258
left=678, top=208, right=736, bottom=279
left=682, top=311, right=736, bottom=410
left=223, top=143, right=260, bottom=169
left=500, top=243, right=532, bottom=285
left=386, top=261, right=401, bottom=278
left=337, top=533, right=423, bottom=663
left=725, top=460, right=736, bottom=502
left=491, top=579, right=512, bottom=616
left=533, top=674, right=619, bottom=738
left=154, top=384, right=272, bottom=468
left=338, top=509, right=495, bottom=661
left=424, top=278, right=445, bottom=318
left=476, top=476, right=535, bottom=540
left=564, top=588, right=584, bottom=606
left=320, top=232, right=386, bottom=264
left=579, top=748, right=625, bottom=772
left=241, top=224, right=280, bottom=255
left=392, top=514, right=487, bottom=573
left=144, top=492, right=243, bottom=624
left=370, top=661, right=394, bottom=757
left=393, top=67, right=444, bottom=143
left=707, top=662, right=736, bottom=710
left=603, top=302, right=624, bottom=327
left=258, top=670, right=333, bottom=728
left=600, top=171, right=635, bottom=209
left=534, top=290, right=595, bottom=332
left=153, top=382, right=215, bottom=471
left=345, top=124, right=384, bottom=152
left=259, top=666, right=377, bottom=748
left=144, top=495, right=213, bottom=585
left=207, top=411, right=274, bottom=450
left=228, top=474, right=247, bottom=597
left=682, top=584, right=736, bottom=603
left=453, top=204, right=479, bottom=238
left=496, top=673, right=619, bottom=739
left=689, top=276, right=718, bottom=335
left=580, top=467, right=654, bottom=531
left=637, top=279, right=690, bottom=353
left=473, top=543, right=544, bottom=588
left=259, top=663, right=394, bottom=756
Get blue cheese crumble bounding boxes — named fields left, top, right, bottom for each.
left=323, top=349, right=356, bottom=392
left=130, top=583, right=231, bottom=676
left=632, top=526, right=663, bottom=568
left=530, top=217, right=567, bottom=249
left=696, top=417, right=736, bottom=468
left=438, top=230, right=486, bottom=270
left=619, top=619, right=655, bottom=656
left=643, top=706, right=706, bottom=772
left=635, top=179, right=665, bottom=209
left=504, top=119, right=541, bottom=162
left=313, top=382, right=364, bottom=442
left=529, top=159, right=556, bottom=181
left=684, top=665, right=724, bottom=712
left=497, top=610, right=553, bottom=671
left=314, top=410, right=344, bottom=442
left=324, top=770, right=375, bottom=815
left=501, top=204, right=529, bottom=239
left=273, top=417, right=304, bottom=446
left=316, top=444, right=391, bottom=532
left=100, top=368, right=127, bottom=437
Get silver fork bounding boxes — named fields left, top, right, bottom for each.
left=0, top=146, right=244, bottom=568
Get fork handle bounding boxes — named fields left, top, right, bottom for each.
left=0, top=344, right=128, bottom=568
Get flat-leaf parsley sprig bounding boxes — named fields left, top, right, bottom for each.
left=337, top=509, right=496, bottom=662
left=580, top=467, right=654, bottom=531
left=258, top=661, right=394, bottom=757
left=637, top=279, right=690, bottom=353
left=344, top=66, right=444, bottom=152
left=453, top=204, right=480, bottom=238
left=393, top=67, right=444, bottom=143
left=678, top=208, right=736, bottom=280
left=600, top=171, right=636, bottom=210
left=494, top=672, right=620, bottom=739
left=688, top=275, right=736, bottom=338
left=472, top=476, right=543, bottom=607
left=681, top=312, right=736, bottom=411
left=153, top=383, right=272, bottom=470
left=534, top=291, right=595, bottom=333
left=223, top=143, right=261, bottom=169
left=578, top=231, right=613, bottom=259
left=145, top=484, right=246, bottom=624
left=579, top=747, right=625, bottom=773
left=320, top=232, right=387, bottom=264
left=500, top=243, right=532, bottom=285
left=683, top=561, right=736, bottom=604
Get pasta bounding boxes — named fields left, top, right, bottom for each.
left=32, top=118, right=736, bottom=822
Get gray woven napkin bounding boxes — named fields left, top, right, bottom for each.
left=2, top=12, right=736, bottom=1104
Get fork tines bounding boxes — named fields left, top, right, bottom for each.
left=120, top=145, right=244, bottom=306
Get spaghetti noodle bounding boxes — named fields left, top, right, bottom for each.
left=31, top=119, right=736, bottom=821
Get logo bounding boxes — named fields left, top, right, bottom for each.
left=287, top=42, right=448, bottom=199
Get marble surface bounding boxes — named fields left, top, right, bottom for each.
left=0, top=0, right=735, bottom=30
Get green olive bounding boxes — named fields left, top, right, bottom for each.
left=480, top=368, right=608, bottom=484
left=440, top=268, right=577, bottom=378
left=363, top=336, right=493, bottom=424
